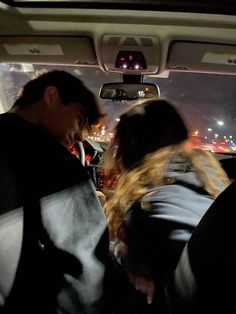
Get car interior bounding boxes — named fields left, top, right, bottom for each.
left=0, top=0, right=236, bottom=191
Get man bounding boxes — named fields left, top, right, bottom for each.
left=0, top=70, right=110, bottom=314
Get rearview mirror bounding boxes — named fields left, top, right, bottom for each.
left=99, top=83, right=160, bottom=100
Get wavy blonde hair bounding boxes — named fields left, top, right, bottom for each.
left=104, top=144, right=230, bottom=239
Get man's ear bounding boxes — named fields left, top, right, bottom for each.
left=44, top=86, right=60, bottom=107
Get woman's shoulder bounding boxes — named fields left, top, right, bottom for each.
left=126, top=176, right=213, bottom=228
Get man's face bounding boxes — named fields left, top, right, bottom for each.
left=45, top=101, right=88, bottom=147
left=43, top=86, right=89, bottom=146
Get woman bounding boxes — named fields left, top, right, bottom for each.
left=103, top=98, right=230, bottom=311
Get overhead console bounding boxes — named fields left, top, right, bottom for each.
left=167, top=41, right=236, bottom=75
left=0, top=36, right=97, bottom=65
left=101, top=35, right=160, bottom=74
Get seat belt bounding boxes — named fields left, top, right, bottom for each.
left=0, top=208, right=23, bottom=306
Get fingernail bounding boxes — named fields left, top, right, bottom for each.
left=147, top=297, right=152, bottom=304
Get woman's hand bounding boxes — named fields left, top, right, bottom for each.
left=96, top=190, right=106, bottom=206
left=128, top=272, right=155, bottom=304
left=116, top=241, right=155, bottom=304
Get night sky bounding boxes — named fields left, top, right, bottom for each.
left=146, top=71, right=236, bottom=139
left=101, top=71, right=236, bottom=140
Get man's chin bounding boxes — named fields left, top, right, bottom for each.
left=61, top=139, right=71, bottom=147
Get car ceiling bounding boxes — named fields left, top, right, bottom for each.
left=1, top=0, right=236, bottom=15
left=0, top=0, right=236, bottom=75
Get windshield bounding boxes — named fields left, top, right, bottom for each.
left=1, top=63, right=236, bottom=153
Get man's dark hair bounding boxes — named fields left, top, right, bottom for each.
left=14, top=70, right=104, bottom=125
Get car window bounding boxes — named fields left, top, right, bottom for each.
left=0, top=62, right=236, bottom=153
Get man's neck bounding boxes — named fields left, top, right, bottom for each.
left=8, top=102, right=42, bottom=127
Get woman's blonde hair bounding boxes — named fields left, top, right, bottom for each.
left=103, top=99, right=230, bottom=238
left=104, top=146, right=230, bottom=239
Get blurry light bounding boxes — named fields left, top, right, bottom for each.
left=230, top=135, right=233, bottom=139
left=74, top=69, right=83, bottom=76
left=22, top=63, right=34, bottom=72
left=122, top=64, right=128, bottom=69
left=215, top=133, right=218, bottom=138
left=144, top=87, right=149, bottom=92
left=116, top=118, right=120, bottom=122
left=93, top=122, right=101, bottom=128
left=193, top=130, right=199, bottom=136
left=207, top=128, right=212, bottom=132
left=217, top=121, right=224, bottom=126
left=134, top=64, right=140, bottom=70
left=8, top=63, right=34, bottom=73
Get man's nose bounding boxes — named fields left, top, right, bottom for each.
left=74, top=132, right=84, bottom=142
left=74, top=131, right=84, bottom=142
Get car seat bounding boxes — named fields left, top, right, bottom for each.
left=165, top=180, right=236, bottom=313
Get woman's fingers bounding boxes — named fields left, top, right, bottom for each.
left=146, top=279, right=155, bottom=304
left=128, top=274, right=155, bottom=304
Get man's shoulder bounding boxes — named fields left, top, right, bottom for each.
left=0, top=112, right=22, bottom=123
left=0, top=112, right=34, bottom=140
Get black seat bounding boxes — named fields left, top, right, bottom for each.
left=220, top=156, right=236, bottom=181
left=165, top=180, right=236, bottom=313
